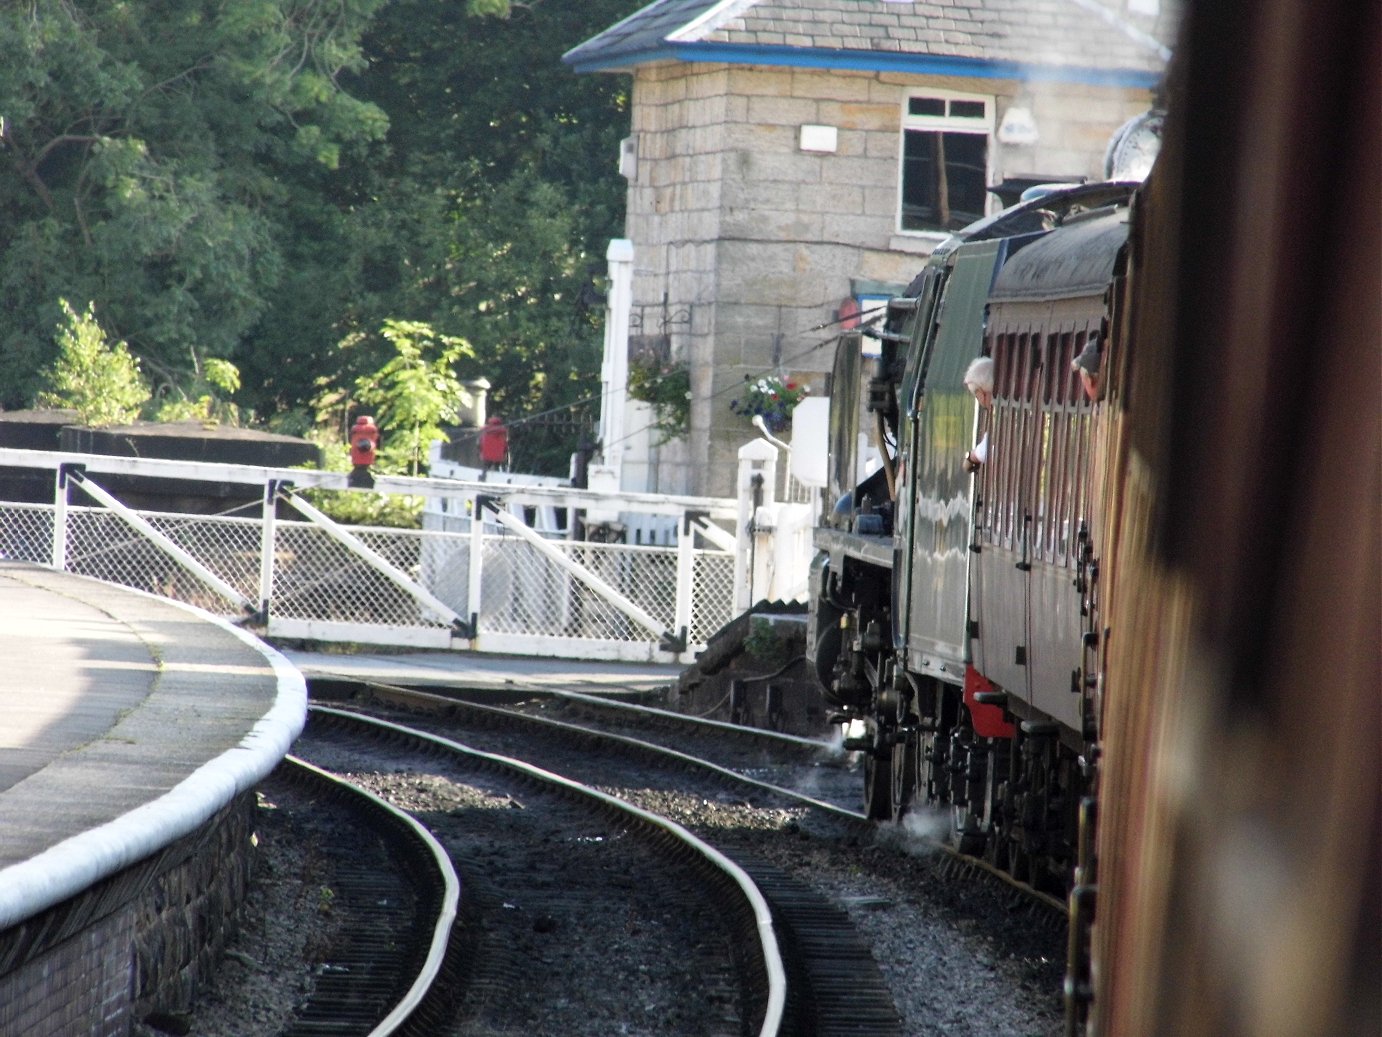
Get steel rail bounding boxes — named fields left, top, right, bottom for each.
left=280, top=755, right=461, bottom=1037
left=310, top=664, right=831, bottom=750
left=308, top=703, right=789, bottom=1037
left=320, top=675, right=1068, bottom=916
left=332, top=680, right=866, bottom=824
left=523, top=686, right=1071, bottom=914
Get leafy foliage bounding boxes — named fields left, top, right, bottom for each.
left=0, top=0, right=387, bottom=404
left=152, top=357, right=244, bottom=425
left=744, top=617, right=791, bottom=669
left=37, top=300, right=148, bottom=426
left=351, top=320, right=476, bottom=476
left=302, top=475, right=425, bottom=529
left=627, top=350, right=691, bottom=443
left=268, top=0, right=635, bottom=474
left=0, top=0, right=639, bottom=482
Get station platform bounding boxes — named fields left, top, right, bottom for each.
left=0, top=563, right=305, bottom=1035
left=0, top=560, right=680, bottom=1033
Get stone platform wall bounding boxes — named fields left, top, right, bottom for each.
left=0, top=793, right=257, bottom=1036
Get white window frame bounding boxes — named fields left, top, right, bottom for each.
left=896, top=89, right=996, bottom=241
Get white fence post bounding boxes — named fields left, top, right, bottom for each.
left=674, top=515, right=694, bottom=647
left=734, top=439, right=779, bottom=613
left=468, top=496, right=485, bottom=636
left=52, top=463, right=70, bottom=571
left=258, top=479, right=280, bottom=621
left=596, top=238, right=634, bottom=481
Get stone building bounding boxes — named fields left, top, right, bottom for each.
left=565, top=0, right=1180, bottom=499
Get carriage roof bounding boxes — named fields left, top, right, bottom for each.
left=988, top=208, right=1131, bottom=303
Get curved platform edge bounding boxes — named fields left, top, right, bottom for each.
left=0, top=570, right=307, bottom=931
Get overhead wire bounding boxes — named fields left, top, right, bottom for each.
left=450, top=300, right=890, bottom=455
left=598, top=303, right=889, bottom=453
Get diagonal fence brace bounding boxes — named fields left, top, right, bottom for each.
left=275, top=485, right=473, bottom=639
left=483, top=501, right=681, bottom=652
left=62, top=468, right=259, bottom=618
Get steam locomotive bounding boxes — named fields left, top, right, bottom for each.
left=809, top=178, right=1136, bottom=893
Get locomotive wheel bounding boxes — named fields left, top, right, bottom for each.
left=951, top=738, right=998, bottom=855
left=862, top=749, right=892, bottom=820
left=890, top=738, right=917, bottom=821
left=983, top=745, right=1014, bottom=871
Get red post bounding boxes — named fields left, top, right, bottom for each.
left=479, top=416, right=508, bottom=468
left=348, top=415, right=380, bottom=487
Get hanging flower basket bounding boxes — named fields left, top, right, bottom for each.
left=627, top=350, right=691, bottom=443
left=729, top=375, right=809, bottom=433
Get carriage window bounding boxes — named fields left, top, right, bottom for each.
left=900, top=91, right=994, bottom=233
left=984, top=322, right=1106, bottom=566
left=998, top=333, right=1030, bottom=545
left=1053, top=332, right=1075, bottom=405
left=1044, top=333, right=1065, bottom=404
left=997, top=332, right=1018, bottom=398
left=1065, top=332, right=1085, bottom=403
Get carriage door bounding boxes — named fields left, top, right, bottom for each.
left=971, top=323, right=1044, bottom=705
left=1022, top=327, right=1089, bottom=733
left=902, top=244, right=1002, bottom=684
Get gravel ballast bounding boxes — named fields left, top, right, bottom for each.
left=148, top=716, right=1064, bottom=1037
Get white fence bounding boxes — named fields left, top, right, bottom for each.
left=0, top=448, right=756, bottom=664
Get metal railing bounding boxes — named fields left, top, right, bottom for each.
left=0, top=449, right=739, bottom=664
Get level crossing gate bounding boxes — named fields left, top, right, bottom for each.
left=0, top=449, right=742, bottom=664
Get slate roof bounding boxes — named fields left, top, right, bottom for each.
left=564, top=0, right=1178, bottom=86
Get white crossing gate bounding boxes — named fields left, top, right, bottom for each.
left=0, top=449, right=740, bottom=664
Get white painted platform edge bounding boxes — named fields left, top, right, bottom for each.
left=0, top=570, right=307, bottom=930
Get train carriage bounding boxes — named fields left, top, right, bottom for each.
left=808, top=3, right=1376, bottom=1034
left=810, top=184, right=1136, bottom=843
left=972, top=207, right=1129, bottom=743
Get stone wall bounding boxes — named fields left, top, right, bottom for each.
left=623, top=61, right=1154, bottom=497
left=0, top=793, right=256, bottom=1036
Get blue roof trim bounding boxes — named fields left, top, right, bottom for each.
left=566, top=40, right=1161, bottom=90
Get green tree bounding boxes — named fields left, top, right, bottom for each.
left=153, top=357, right=244, bottom=425
left=240, top=0, right=637, bottom=473
left=2, top=0, right=639, bottom=480
left=0, top=0, right=388, bottom=407
left=37, top=300, right=149, bottom=425
left=352, top=320, right=476, bottom=476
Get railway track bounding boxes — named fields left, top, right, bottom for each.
left=194, top=676, right=1065, bottom=1034
left=291, top=695, right=923, bottom=1035
left=330, top=679, right=864, bottom=815
left=318, top=676, right=1067, bottom=916
left=295, top=705, right=792, bottom=1035
left=260, top=755, right=462, bottom=1037
left=288, top=677, right=1068, bottom=1033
